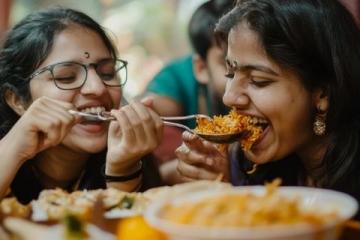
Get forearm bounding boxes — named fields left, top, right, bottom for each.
left=0, top=137, right=25, bottom=199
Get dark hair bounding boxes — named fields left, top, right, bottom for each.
left=0, top=7, right=118, bottom=138
left=216, top=0, right=360, bottom=199
left=188, top=0, right=234, bottom=59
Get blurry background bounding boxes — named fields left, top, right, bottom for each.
left=0, top=0, right=207, bottom=97
left=0, top=0, right=359, bottom=97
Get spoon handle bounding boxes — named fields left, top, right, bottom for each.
left=161, top=114, right=210, bottom=121
left=162, top=121, right=195, bottom=134
left=69, top=110, right=203, bottom=129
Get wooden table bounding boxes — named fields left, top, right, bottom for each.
left=341, top=221, right=360, bottom=239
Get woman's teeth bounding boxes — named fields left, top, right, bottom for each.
left=80, top=106, right=106, bottom=114
left=250, top=117, right=268, bottom=125
left=250, top=117, right=269, bottom=129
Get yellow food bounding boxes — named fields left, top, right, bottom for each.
left=0, top=197, right=30, bottom=218
left=162, top=180, right=337, bottom=227
left=194, top=109, right=263, bottom=150
left=117, top=216, right=167, bottom=240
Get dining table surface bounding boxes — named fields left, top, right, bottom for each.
left=341, top=220, right=360, bottom=239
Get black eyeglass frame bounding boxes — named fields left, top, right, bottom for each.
left=27, top=58, right=128, bottom=90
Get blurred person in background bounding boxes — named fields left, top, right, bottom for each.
left=141, top=0, right=234, bottom=185
left=0, top=7, right=163, bottom=203
left=145, top=0, right=234, bottom=123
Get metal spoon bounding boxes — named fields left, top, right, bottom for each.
left=68, top=110, right=210, bottom=122
left=68, top=110, right=247, bottom=143
left=163, top=120, right=249, bottom=144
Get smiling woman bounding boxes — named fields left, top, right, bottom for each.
left=0, top=7, right=163, bottom=203
left=175, top=0, right=360, bottom=219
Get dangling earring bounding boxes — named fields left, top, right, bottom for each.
left=246, top=163, right=258, bottom=175
left=313, top=110, right=326, bottom=136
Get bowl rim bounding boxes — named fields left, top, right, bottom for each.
left=144, top=186, right=358, bottom=240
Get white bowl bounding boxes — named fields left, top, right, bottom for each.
left=144, top=186, right=358, bottom=240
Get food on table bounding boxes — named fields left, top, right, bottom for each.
left=0, top=180, right=227, bottom=222
left=63, top=214, right=87, bottom=240
left=32, top=188, right=148, bottom=221
left=161, top=180, right=338, bottom=227
left=0, top=180, right=231, bottom=239
left=194, top=108, right=264, bottom=149
left=0, top=188, right=147, bottom=222
left=143, top=180, right=231, bottom=202
left=0, top=197, right=31, bottom=218
left=3, top=215, right=114, bottom=240
left=116, top=216, right=167, bottom=240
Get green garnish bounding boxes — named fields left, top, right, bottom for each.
left=119, top=196, right=135, bottom=209
left=63, top=214, right=86, bottom=240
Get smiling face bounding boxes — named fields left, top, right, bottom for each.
left=29, top=24, right=121, bottom=154
left=223, top=23, right=316, bottom=164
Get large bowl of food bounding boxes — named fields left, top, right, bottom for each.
left=144, top=181, right=358, bottom=240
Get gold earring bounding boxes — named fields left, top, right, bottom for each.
left=313, top=111, right=326, bottom=136
left=246, top=163, right=258, bottom=175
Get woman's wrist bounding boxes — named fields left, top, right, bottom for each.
left=0, top=139, right=27, bottom=199
left=106, top=175, right=143, bottom=192
left=103, top=161, right=143, bottom=182
left=105, top=157, right=142, bottom=175
left=0, top=137, right=26, bottom=167
left=0, top=134, right=30, bottom=168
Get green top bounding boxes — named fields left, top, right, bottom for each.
left=146, top=55, right=212, bottom=127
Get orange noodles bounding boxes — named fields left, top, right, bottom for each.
left=162, top=179, right=338, bottom=227
left=194, top=109, right=263, bottom=150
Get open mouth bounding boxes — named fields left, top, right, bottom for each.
left=77, top=106, right=107, bottom=123
left=78, top=106, right=107, bottom=114
left=249, top=116, right=269, bottom=131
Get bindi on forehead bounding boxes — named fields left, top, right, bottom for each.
left=84, top=52, right=90, bottom=59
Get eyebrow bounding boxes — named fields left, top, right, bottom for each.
left=226, top=59, right=279, bottom=76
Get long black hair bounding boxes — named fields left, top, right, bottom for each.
left=0, top=7, right=118, bottom=138
left=216, top=0, right=360, bottom=200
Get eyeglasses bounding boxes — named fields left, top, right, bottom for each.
left=28, top=58, right=128, bottom=90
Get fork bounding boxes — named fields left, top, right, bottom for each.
left=70, top=94, right=210, bottom=134
left=68, top=110, right=246, bottom=143
left=68, top=110, right=210, bottom=134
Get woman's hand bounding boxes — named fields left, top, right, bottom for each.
left=175, top=131, right=230, bottom=182
left=2, top=96, right=77, bottom=164
left=105, top=100, right=163, bottom=175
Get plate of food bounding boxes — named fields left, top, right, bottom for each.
left=0, top=180, right=231, bottom=239
left=0, top=188, right=148, bottom=224
left=145, top=180, right=358, bottom=240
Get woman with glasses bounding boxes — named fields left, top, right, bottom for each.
left=0, top=8, right=163, bottom=202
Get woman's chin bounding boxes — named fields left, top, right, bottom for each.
left=63, top=137, right=107, bottom=154
left=244, top=147, right=275, bottom=165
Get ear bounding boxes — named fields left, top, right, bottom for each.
left=192, top=54, right=210, bottom=84
left=4, top=89, right=27, bottom=116
left=313, top=87, right=329, bottom=113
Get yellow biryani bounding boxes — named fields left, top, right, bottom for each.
left=194, top=109, right=263, bottom=150
left=162, top=180, right=338, bottom=227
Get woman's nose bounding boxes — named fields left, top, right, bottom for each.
left=80, top=69, right=107, bottom=95
left=223, top=82, right=250, bottom=109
